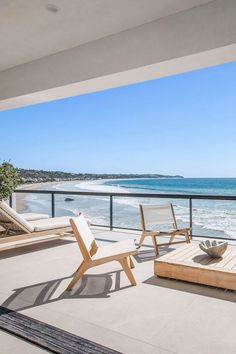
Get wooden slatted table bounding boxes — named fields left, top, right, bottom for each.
left=154, top=244, right=236, bottom=290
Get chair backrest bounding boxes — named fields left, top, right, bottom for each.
left=0, top=201, right=33, bottom=233
left=140, top=203, right=177, bottom=230
left=70, top=214, right=96, bottom=261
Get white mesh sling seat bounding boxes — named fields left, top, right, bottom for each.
left=0, top=201, right=73, bottom=247
left=66, top=214, right=137, bottom=291
left=139, top=203, right=191, bottom=256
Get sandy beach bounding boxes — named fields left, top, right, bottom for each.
left=15, top=181, right=60, bottom=212
left=13, top=178, right=132, bottom=227
left=14, top=179, right=118, bottom=213
left=15, top=180, right=85, bottom=212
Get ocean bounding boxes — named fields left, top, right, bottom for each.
left=17, top=178, right=236, bottom=240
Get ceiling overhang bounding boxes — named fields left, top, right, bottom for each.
left=0, top=0, right=235, bottom=111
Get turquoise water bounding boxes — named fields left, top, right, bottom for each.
left=17, top=178, right=236, bottom=240
left=104, top=178, right=236, bottom=196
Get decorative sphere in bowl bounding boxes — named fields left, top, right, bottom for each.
left=199, top=240, right=228, bottom=258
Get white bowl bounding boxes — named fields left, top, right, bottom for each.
left=199, top=240, right=228, bottom=258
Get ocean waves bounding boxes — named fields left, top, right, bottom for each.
left=20, top=178, right=236, bottom=239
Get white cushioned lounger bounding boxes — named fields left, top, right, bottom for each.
left=29, top=216, right=71, bottom=232
left=20, top=213, right=49, bottom=221
left=0, top=201, right=74, bottom=250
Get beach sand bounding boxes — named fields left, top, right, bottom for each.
left=14, top=179, right=111, bottom=212
left=15, top=181, right=59, bottom=212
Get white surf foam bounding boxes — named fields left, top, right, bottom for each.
left=75, top=180, right=129, bottom=193
left=176, top=205, right=236, bottom=238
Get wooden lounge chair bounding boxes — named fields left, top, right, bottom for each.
left=66, top=214, right=137, bottom=291
left=0, top=201, right=73, bottom=249
left=139, top=203, right=191, bottom=256
left=0, top=203, right=49, bottom=234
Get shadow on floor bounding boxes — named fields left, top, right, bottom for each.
left=2, top=270, right=131, bottom=312
left=134, top=246, right=176, bottom=263
left=144, top=276, right=236, bottom=303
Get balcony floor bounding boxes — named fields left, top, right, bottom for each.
left=1, top=229, right=236, bottom=354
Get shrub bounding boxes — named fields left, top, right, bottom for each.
left=0, top=162, right=21, bottom=201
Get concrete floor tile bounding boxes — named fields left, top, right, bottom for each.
left=1, top=230, right=236, bottom=354
left=0, top=331, right=48, bottom=354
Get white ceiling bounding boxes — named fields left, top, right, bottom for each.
left=0, top=0, right=213, bottom=72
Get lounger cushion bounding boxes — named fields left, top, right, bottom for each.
left=21, top=213, right=49, bottom=221
left=0, top=202, right=34, bottom=233
left=29, top=216, right=71, bottom=232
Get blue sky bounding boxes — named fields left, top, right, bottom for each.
left=1, top=61, right=236, bottom=178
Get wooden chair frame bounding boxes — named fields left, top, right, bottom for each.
left=66, top=218, right=137, bottom=291
left=139, top=203, right=191, bottom=256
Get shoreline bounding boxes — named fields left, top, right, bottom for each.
left=15, top=181, right=65, bottom=212
left=16, top=180, right=80, bottom=191
left=15, top=179, right=118, bottom=212
left=16, top=176, right=185, bottom=191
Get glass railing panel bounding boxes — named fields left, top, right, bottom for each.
left=192, top=199, right=236, bottom=240
left=53, top=193, right=110, bottom=227
left=14, top=192, right=52, bottom=216
left=112, top=196, right=190, bottom=231
left=12, top=190, right=236, bottom=241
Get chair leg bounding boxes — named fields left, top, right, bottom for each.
left=152, top=236, right=159, bottom=256
left=185, top=231, right=191, bottom=243
left=138, top=232, right=146, bottom=248
left=119, top=257, right=136, bottom=286
left=169, top=234, right=175, bottom=244
left=66, top=261, right=88, bottom=291
left=128, top=256, right=135, bottom=269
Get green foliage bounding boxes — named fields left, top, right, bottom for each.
left=0, top=162, right=21, bottom=201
